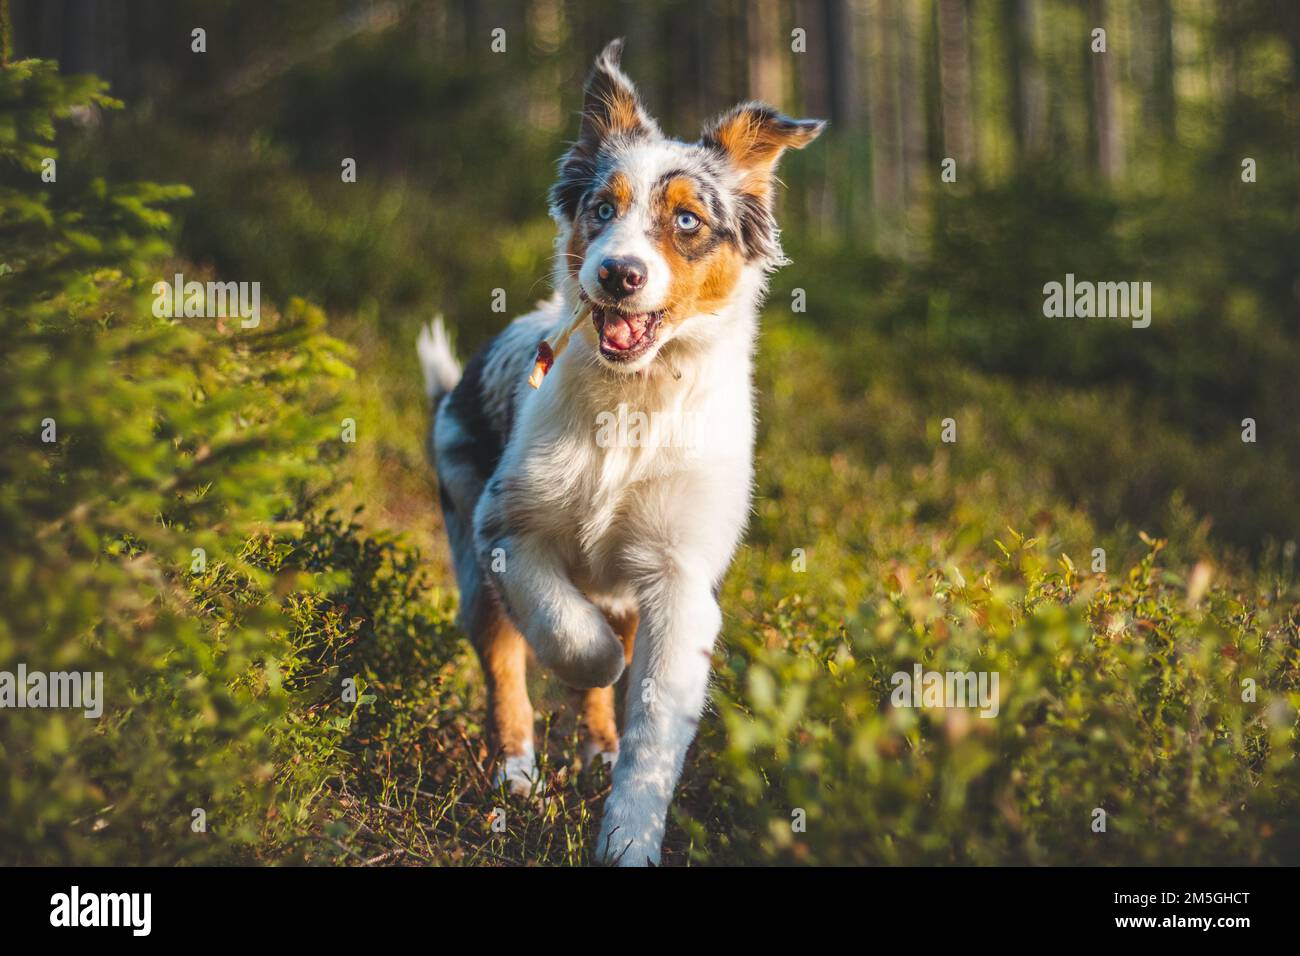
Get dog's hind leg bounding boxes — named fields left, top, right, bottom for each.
left=467, top=590, right=538, bottom=796
left=575, top=609, right=638, bottom=769
left=434, top=431, right=537, bottom=796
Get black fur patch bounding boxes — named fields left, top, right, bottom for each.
left=441, top=344, right=505, bottom=479
left=734, top=191, right=781, bottom=263
left=550, top=148, right=599, bottom=221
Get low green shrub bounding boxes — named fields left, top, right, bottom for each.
left=702, top=535, right=1300, bottom=865
left=680, top=324, right=1300, bottom=866
left=0, top=56, right=447, bottom=864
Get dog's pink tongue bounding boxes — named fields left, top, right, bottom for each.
left=602, top=313, right=640, bottom=349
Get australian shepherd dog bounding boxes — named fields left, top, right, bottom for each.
left=418, top=39, right=823, bottom=866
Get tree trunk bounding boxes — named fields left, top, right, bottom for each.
left=1086, top=0, right=1123, bottom=180
left=1003, top=0, right=1044, bottom=163
left=868, top=0, right=903, bottom=217
left=1154, top=0, right=1176, bottom=139
left=747, top=0, right=785, bottom=105
left=896, top=0, right=924, bottom=199
left=936, top=0, right=974, bottom=166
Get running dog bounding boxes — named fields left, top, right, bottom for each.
left=418, top=38, right=823, bottom=866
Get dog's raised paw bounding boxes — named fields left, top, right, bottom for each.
left=535, top=607, right=626, bottom=689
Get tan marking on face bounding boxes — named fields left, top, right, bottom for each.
left=607, top=170, right=633, bottom=212
left=682, top=243, right=744, bottom=317
left=662, top=177, right=703, bottom=218
left=651, top=177, right=744, bottom=328
left=656, top=244, right=744, bottom=333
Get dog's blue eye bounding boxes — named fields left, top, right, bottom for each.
left=596, top=202, right=616, bottom=221
left=675, top=211, right=701, bottom=232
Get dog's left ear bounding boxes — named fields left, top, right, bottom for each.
left=702, top=103, right=826, bottom=199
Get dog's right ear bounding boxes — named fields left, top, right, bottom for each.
left=551, top=39, right=658, bottom=221
left=576, top=39, right=657, bottom=147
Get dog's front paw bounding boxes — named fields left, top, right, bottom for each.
left=534, top=606, right=626, bottom=689
left=596, top=792, right=664, bottom=867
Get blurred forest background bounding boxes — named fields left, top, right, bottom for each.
left=4, top=0, right=1300, bottom=866
left=14, top=0, right=1300, bottom=545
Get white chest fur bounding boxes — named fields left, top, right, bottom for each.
left=502, top=294, right=758, bottom=592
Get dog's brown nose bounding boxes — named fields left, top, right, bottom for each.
left=597, top=256, right=647, bottom=298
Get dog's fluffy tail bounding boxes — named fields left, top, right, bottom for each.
left=417, top=315, right=462, bottom=406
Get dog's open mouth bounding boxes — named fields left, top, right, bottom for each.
left=582, top=293, right=664, bottom=362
